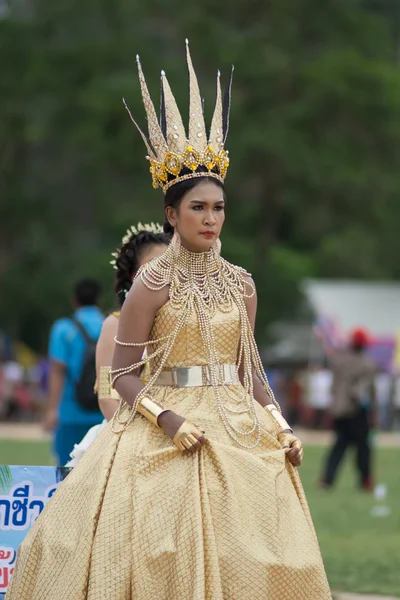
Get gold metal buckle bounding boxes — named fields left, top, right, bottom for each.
left=156, top=364, right=238, bottom=388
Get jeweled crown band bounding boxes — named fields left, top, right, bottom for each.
left=162, top=172, right=224, bottom=194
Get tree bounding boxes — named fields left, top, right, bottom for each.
left=1, top=0, right=400, bottom=350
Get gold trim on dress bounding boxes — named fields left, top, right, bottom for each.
left=98, top=366, right=121, bottom=401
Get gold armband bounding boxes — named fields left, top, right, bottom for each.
left=137, top=396, right=168, bottom=427
left=265, top=404, right=293, bottom=433
left=98, top=366, right=121, bottom=401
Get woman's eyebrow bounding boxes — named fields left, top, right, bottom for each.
left=189, top=199, right=225, bottom=204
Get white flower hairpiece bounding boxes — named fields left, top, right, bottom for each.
left=110, top=222, right=164, bottom=270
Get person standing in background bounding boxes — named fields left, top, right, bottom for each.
left=43, top=278, right=104, bottom=465
left=66, top=224, right=170, bottom=466
left=320, top=328, right=376, bottom=491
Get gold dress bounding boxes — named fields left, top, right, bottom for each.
left=6, top=252, right=331, bottom=600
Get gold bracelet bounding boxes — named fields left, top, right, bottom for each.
left=137, top=396, right=168, bottom=427
left=265, top=404, right=293, bottom=433
left=98, top=366, right=121, bottom=401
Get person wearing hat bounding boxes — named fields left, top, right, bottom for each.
left=320, top=328, right=376, bottom=490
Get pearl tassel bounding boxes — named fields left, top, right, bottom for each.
left=111, top=236, right=280, bottom=447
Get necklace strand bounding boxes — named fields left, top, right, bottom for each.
left=111, top=240, right=280, bottom=446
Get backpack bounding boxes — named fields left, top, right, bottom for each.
left=70, top=317, right=99, bottom=412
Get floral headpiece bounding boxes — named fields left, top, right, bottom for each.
left=110, top=222, right=164, bottom=270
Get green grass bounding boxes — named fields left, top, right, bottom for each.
left=1, top=440, right=399, bottom=596
left=0, top=439, right=54, bottom=465
left=302, top=445, right=400, bottom=596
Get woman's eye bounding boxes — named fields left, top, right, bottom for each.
left=192, top=204, right=224, bottom=211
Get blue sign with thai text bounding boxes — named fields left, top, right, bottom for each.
left=0, top=465, right=70, bottom=597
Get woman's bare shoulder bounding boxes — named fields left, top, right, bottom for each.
left=98, top=313, right=119, bottom=344
left=123, top=277, right=170, bottom=317
left=242, top=273, right=257, bottom=299
left=242, top=273, right=255, bottom=286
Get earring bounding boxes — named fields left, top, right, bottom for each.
left=171, top=230, right=181, bottom=257
left=213, top=238, right=222, bottom=254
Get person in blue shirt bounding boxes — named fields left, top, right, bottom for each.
left=43, top=278, right=104, bottom=465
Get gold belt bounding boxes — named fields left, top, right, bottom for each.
left=154, top=364, right=239, bottom=388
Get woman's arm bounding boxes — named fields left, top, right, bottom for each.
left=112, top=278, right=169, bottom=400
left=241, top=276, right=270, bottom=408
left=112, top=277, right=168, bottom=402
left=111, top=278, right=206, bottom=453
left=243, top=276, right=303, bottom=466
left=95, top=314, right=120, bottom=421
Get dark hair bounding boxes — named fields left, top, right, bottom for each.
left=74, top=279, right=101, bottom=306
left=163, top=167, right=226, bottom=234
left=115, top=230, right=170, bottom=307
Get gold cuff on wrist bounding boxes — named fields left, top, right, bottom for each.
left=265, top=404, right=293, bottom=433
left=98, top=366, right=121, bottom=401
left=138, top=396, right=167, bottom=427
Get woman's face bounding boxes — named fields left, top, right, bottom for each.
left=137, top=243, right=168, bottom=273
left=166, top=180, right=225, bottom=253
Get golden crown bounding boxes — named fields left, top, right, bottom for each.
left=124, top=40, right=233, bottom=193
left=110, top=222, right=164, bottom=269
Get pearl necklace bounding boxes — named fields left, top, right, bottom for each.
left=111, top=234, right=280, bottom=448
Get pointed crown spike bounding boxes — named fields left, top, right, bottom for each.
left=136, top=56, right=167, bottom=161
left=222, top=65, right=234, bottom=143
left=185, top=40, right=207, bottom=147
left=160, top=69, right=186, bottom=155
left=124, top=42, right=233, bottom=193
left=209, top=70, right=223, bottom=152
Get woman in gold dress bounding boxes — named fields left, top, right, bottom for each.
left=6, top=42, right=332, bottom=599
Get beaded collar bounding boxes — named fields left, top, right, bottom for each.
left=112, top=234, right=280, bottom=448
left=136, top=238, right=252, bottom=314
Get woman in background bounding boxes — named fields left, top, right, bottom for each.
left=66, top=223, right=169, bottom=465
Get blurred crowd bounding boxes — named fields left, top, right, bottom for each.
left=2, top=354, right=400, bottom=432
left=0, top=356, right=49, bottom=421
left=268, top=363, right=400, bottom=432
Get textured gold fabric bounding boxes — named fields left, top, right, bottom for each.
left=6, top=303, right=331, bottom=599
left=98, top=365, right=121, bottom=400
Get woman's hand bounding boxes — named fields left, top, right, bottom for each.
left=278, top=430, right=304, bottom=467
left=158, top=411, right=206, bottom=453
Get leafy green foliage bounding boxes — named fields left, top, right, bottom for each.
left=1, top=1, right=400, bottom=350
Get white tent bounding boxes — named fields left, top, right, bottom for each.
left=303, top=280, right=400, bottom=337
left=263, top=280, right=400, bottom=365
